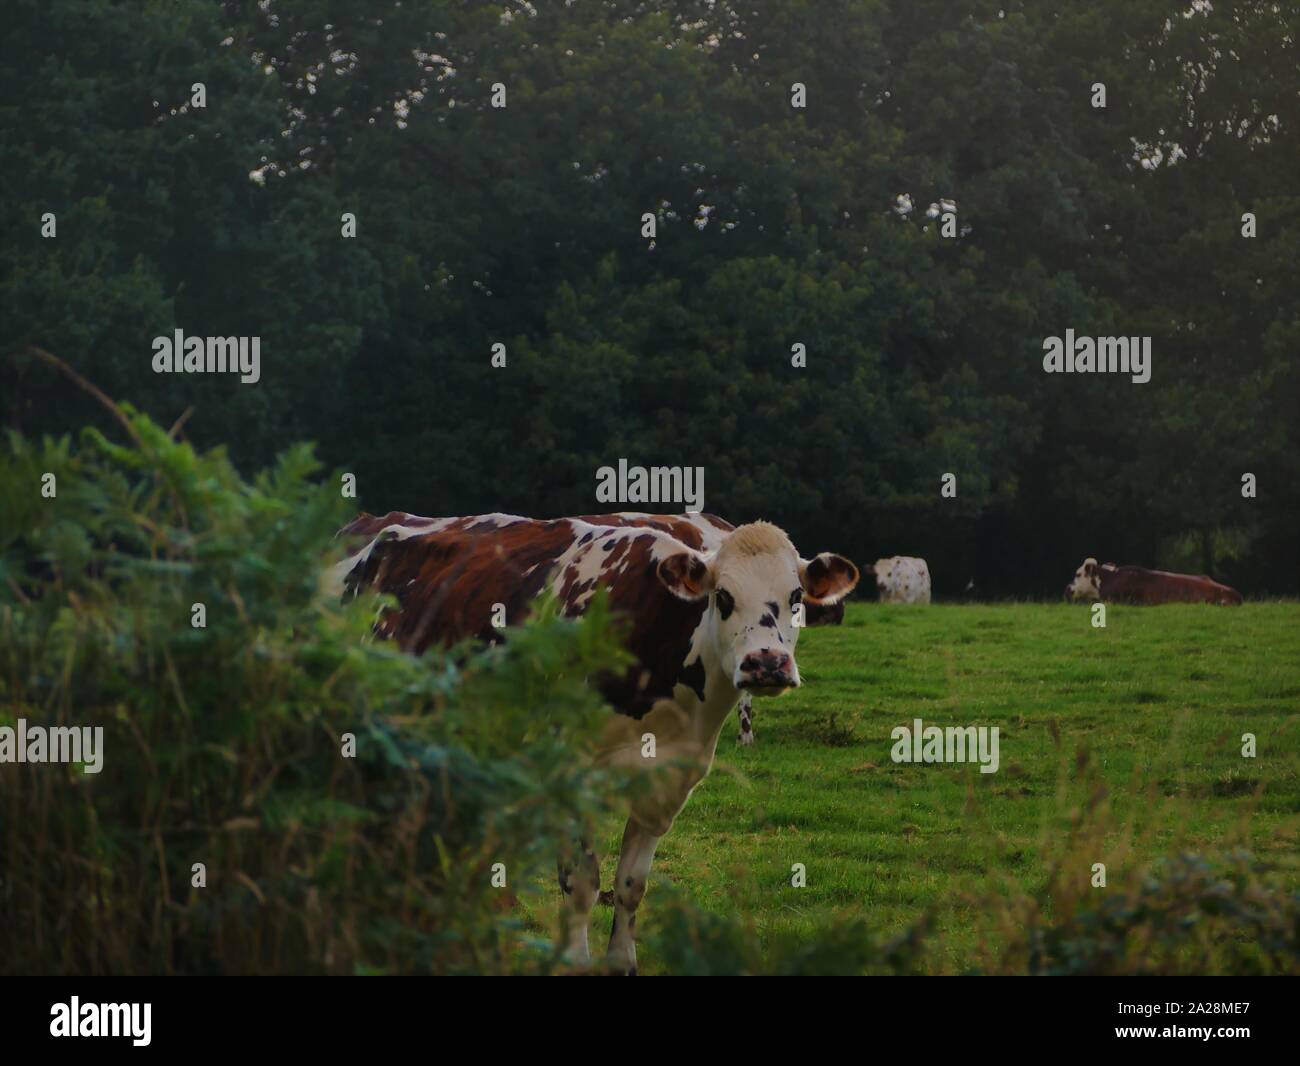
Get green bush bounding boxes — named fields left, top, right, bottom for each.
left=0, top=409, right=633, bottom=975
left=995, top=851, right=1300, bottom=977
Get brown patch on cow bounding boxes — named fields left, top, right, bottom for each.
left=352, top=520, right=578, bottom=652
left=657, top=550, right=710, bottom=600
left=597, top=537, right=709, bottom=716
left=678, top=656, right=707, bottom=701
left=1099, top=566, right=1243, bottom=606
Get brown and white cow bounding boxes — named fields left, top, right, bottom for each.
left=332, top=510, right=859, bottom=972
left=1065, top=558, right=1243, bottom=605
left=332, top=510, right=845, bottom=745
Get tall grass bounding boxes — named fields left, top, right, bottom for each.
left=0, top=411, right=630, bottom=974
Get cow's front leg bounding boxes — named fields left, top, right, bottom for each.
left=607, top=817, right=663, bottom=976
left=736, top=692, right=755, bottom=745
left=557, top=837, right=600, bottom=964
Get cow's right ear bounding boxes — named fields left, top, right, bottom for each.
left=1084, top=557, right=1099, bottom=577
left=657, top=550, right=713, bottom=602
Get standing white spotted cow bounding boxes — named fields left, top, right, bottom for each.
left=870, top=556, right=931, bottom=604
left=333, top=510, right=859, bottom=973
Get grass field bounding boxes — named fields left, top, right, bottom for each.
left=526, top=602, right=1300, bottom=973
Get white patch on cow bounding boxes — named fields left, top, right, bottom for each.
left=478, top=512, right=531, bottom=528
left=1066, top=557, right=1102, bottom=601
left=678, top=514, right=731, bottom=550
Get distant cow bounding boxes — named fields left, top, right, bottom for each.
left=1065, top=558, right=1242, bottom=605
left=333, top=510, right=859, bottom=972
left=869, top=556, right=931, bottom=604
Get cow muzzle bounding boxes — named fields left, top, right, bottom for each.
left=736, top=649, right=797, bottom=695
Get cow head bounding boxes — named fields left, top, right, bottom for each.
left=1066, top=557, right=1102, bottom=601
left=656, top=521, right=858, bottom=696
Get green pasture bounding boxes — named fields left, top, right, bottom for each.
left=528, top=602, right=1300, bottom=973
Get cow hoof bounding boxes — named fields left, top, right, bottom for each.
left=597, top=889, right=615, bottom=907
left=737, top=732, right=754, bottom=746
left=624, top=967, right=638, bottom=977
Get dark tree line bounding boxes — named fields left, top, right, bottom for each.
left=3, top=0, right=1297, bottom=595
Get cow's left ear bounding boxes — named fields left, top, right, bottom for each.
left=657, top=550, right=713, bottom=602
left=800, top=553, right=859, bottom=604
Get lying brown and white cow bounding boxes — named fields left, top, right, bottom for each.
left=332, top=510, right=859, bottom=972
left=333, top=510, right=845, bottom=745
left=1065, top=558, right=1243, bottom=605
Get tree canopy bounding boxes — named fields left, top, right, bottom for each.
left=4, top=0, right=1296, bottom=594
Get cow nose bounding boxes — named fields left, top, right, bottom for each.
left=737, top=649, right=795, bottom=690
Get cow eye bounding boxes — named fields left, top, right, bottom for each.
left=789, top=588, right=802, bottom=607
left=715, top=588, right=735, bottom=619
